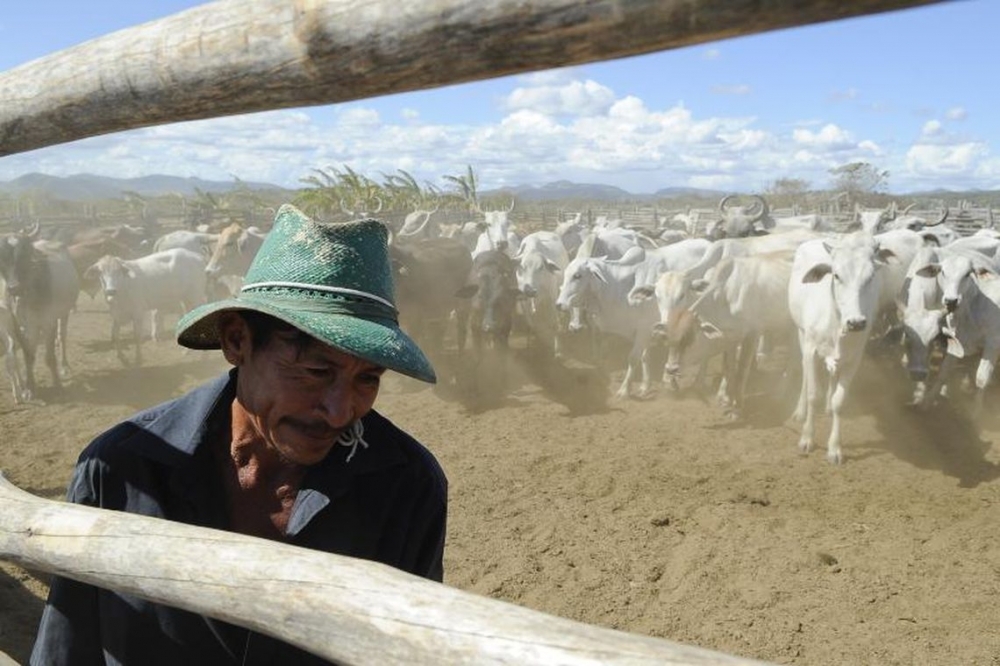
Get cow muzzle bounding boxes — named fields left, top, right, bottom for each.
left=844, top=317, right=867, bottom=333
left=943, top=297, right=959, bottom=313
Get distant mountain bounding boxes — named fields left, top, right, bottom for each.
left=654, top=186, right=728, bottom=199
left=487, top=180, right=727, bottom=202
left=2, top=172, right=744, bottom=204
left=0, top=173, right=291, bottom=201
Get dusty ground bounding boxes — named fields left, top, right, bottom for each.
left=2, top=293, right=1000, bottom=665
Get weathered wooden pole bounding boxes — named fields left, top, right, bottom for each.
left=0, top=0, right=949, bottom=157
left=0, top=473, right=773, bottom=666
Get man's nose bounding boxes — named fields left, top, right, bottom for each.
left=317, top=381, right=356, bottom=427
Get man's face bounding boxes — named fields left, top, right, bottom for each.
left=220, top=314, right=385, bottom=465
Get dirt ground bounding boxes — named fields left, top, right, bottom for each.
left=2, top=293, right=1000, bottom=665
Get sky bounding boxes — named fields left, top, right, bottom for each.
left=0, top=0, right=995, bottom=195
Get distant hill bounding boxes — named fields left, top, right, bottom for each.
left=485, top=180, right=727, bottom=202
left=0, top=173, right=291, bottom=201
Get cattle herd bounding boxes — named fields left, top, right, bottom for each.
left=0, top=220, right=265, bottom=401
left=0, top=196, right=998, bottom=465
left=386, top=196, right=1000, bottom=464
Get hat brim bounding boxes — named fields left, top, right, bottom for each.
left=176, top=295, right=437, bottom=384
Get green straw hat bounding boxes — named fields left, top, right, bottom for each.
left=176, top=204, right=436, bottom=383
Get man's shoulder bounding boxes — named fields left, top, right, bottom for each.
left=363, top=410, right=448, bottom=494
left=78, top=372, right=232, bottom=468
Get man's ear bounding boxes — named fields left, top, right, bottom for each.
left=218, top=312, right=251, bottom=365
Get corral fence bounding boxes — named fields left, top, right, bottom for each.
left=0, top=0, right=954, bottom=664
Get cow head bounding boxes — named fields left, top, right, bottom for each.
left=705, top=195, right=770, bottom=239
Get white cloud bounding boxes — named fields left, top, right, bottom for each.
left=858, top=140, right=882, bottom=155
left=829, top=88, right=860, bottom=102
left=711, top=84, right=751, bottom=96
left=504, top=79, right=615, bottom=117
left=791, top=124, right=856, bottom=151
left=703, top=49, right=721, bottom=60
left=945, top=106, right=967, bottom=121
left=922, top=120, right=943, bottom=136
left=336, top=107, right=380, bottom=126
left=905, top=142, right=989, bottom=175
left=400, top=108, right=420, bottom=120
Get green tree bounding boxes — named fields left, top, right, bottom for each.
left=442, top=165, right=480, bottom=211
left=764, top=177, right=811, bottom=209
left=829, top=162, right=889, bottom=209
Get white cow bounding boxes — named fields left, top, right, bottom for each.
left=514, top=231, right=570, bottom=355
left=913, top=250, right=1000, bottom=420
left=657, top=250, right=797, bottom=417
left=204, top=223, right=267, bottom=280
left=788, top=233, right=897, bottom=463
left=153, top=230, right=220, bottom=258
left=85, top=248, right=208, bottom=366
left=632, top=229, right=822, bottom=379
left=472, top=207, right=521, bottom=259
left=897, top=237, right=1000, bottom=404
left=627, top=238, right=711, bottom=305
left=554, top=213, right=587, bottom=258
left=555, top=254, right=659, bottom=398
left=575, top=227, right=657, bottom=261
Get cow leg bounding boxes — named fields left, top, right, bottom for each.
left=56, top=315, right=71, bottom=379
left=971, top=353, right=997, bottom=422
left=19, top=331, right=37, bottom=402
left=44, top=329, right=61, bottom=391
left=135, top=318, right=144, bottom=366
left=637, top=344, right=651, bottom=397
left=4, top=336, right=24, bottom=405
left=921, top=353, right=958, bottom=411
left=615, top=360, right=634, bottom=399
left=111, top=319, right=127, bottom=366
left=797, top=346, right=820, bottom=454
left=150, top=310, right=162, bottom=341
left=826, top=359, right=861, bottom=465
left=729, top=333, right=759, bottom=419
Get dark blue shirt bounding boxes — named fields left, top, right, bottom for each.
left=31, top=371, right=447, bottom=665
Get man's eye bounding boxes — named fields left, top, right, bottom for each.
left=361, top=373, right=383, bottom=387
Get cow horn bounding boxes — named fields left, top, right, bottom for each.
left=901, top=203, right=917, bottom=216
left=371, top=196, right=383, bottom=214
left=339, top=198, right=354, bottom=217
left=924, top=207, right=949, bottom=227
left=751, top=194, right=769, bottom=223
left=23, top=221, right=40, bottom=238
left=506, top=199, right=515, bottom=213
left=718, top=194, right=735, bottom=213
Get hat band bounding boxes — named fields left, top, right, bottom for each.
left=241, top=281, right=398, bottom=323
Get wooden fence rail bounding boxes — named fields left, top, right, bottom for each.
left=0, top=473, right=771, bottom=666
left=0, top=0, right=946, bottom=158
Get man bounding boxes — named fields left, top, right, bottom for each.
left=31, top=205, right=447, bottom=665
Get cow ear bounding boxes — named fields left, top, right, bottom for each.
left=455, top=284, right=478, bottom=299
left=125, top=265, right=138, bottom=279
left=876, top=247, right=897, bottom=265
left=914, top=264, right=941, bottom=279
left=630, top=285, right=654, bottom=301
left=83, top=264, right=99, bottom=281
left=975, top=266, right=997, bottom=280
left=802, top=263, right=832, bottom=283
left=699, top=321, right=724, bottom=340
left=691, top=278, right=709, bottom=292
left=588, top=265, right=608, bottom=284
left=543, top=259, right=560, bottom=273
